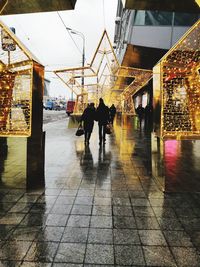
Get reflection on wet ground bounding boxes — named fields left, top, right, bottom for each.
left=0, top=116, right=200, bottom=266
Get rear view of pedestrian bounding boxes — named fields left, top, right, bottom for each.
left=109, top=104, right=116, bottom=125
left=80, top=103, right=96, bottom=145
left=96, top=98, right=110, bottom=146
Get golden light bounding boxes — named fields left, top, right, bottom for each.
left=0, top=20, right=35, bottom=137
left=54, top=30, right=152, bottom=114
left=153, top=19, right=200, bottom=139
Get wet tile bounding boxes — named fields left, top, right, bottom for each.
left=135, top=216, right=160, bottom=230
left=9, top=226, right=41, bottom=241
left=92, top=206, right=112, bottom=216
left=0, top=225, right=14, bottom=240
left=46, top=214, right=68, bottom=227
left=71, top=205, right=92, bottom=215
left=152, top=207, right=177, bottom=218
left=133, top=206, right=155, bottom=217
left=112, top=197, right=131, bottom=206
left=163, top=230, right=194, bottom=247
left=114, top=245, right=145, bottom=266
left=55, top=243, right=86, bottom=263
left=128, top=190, right=146, bottom=198
left=88, top=228, right=113, bottom=244
left=36, top=226, right=64, bottom=242
left=60, top=189, right=78, bottom=196
left=93, top=198, right=111, bottom=206
left=20, top=213, right=47, bottom=227
left=44, top=189, right=61, bottom=196
left=157, top=217, right=183, bottom=230
left=171, top=247, right=200, bottom=267
left=8, top=203, right=32, bottom=213
left=67, top=215, right=90, bottom=227
left=0, top=213, right=25, bottom=225
left=113, top=206, right=133, bottom=216
left=0, top=261, right=22, bottom=267
left=2, top=194, right=23, bottom=203
left=139, top=230, right=167, bottom=246
left=85, top=244, right=114, bottom=264
left=61, top=227, right=89, bottom=243
left=30, top=203, right=52, bottom=214
left=55, top=197, right=75, bottom=205
left=74, top=197, right=93, bottom=205
left=53, top=264, right=82, bottom=267
left=50, top=204, right=72, bottom=215
left=190, top=231, right=200, bottom=246
left=143, top=246, right=177, bottom=266
left=90, top=216, right=112, bottom=228
left=180, top=218, right=200, bottom=231
left=21, top=262, right=52, bottom=266
left=0, top=241, right=32, bottom=260
left=25, top=241, right=59, bottom=262
left=131, top=198, right=151, bottom=207
left=113, top=216, right=137, bottom=229
left=18, top=195, right=39, bottom=203
left=113, top=229, right=140, bottom=245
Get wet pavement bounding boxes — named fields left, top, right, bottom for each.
left=0, top=115, right=200, bottom=266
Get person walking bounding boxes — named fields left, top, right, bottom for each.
left=136, top=104, right=144, bottom=130
left=109, top=104, right=116, bottom=125
left=80, top=103, right=96, bottom=145
left=96, top=98, right=110, bottom=146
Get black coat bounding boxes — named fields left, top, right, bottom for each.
left=81, top=107, right=96, bottom=132
left=96, top=104, right=110, bottom=125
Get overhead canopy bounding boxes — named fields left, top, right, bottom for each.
left=54, top=30, right=152, bottom=113
left=123, top=0, right=200, bottom=13
left=0, top=0, right=77, bottom=15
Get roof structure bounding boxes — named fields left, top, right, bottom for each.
left=54, top=30, right=152, bottom=113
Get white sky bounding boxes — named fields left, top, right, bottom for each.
left=1, top=0, right=118, bottom=98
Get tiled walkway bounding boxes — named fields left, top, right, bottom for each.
left=0, top=116, right=200, bottom=266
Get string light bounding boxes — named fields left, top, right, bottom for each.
left=153, top=20, right=200, bottom=139
left=0, top=21, right=32, bottom=137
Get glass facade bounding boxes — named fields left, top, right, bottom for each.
left=133, top=10, right=199, bottom=26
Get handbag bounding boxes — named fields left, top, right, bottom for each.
left=75, top=125, right=84, bottom=136
left=105, top=124, right=112, bottom=134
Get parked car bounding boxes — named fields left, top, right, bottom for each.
left=44, top=100, right=54, bottom=110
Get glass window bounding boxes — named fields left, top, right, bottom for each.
left=134, top=10, right=172, bottom=26
left=174, top=13, right=199, bottom=26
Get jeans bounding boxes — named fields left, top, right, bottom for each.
left=98, top=123, right=106, bottom=144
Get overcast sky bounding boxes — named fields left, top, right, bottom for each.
left=1, top=0, right=118, bottom=98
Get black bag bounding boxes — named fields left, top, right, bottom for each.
left=75, top=125, right=84, bottom=136
left=105, top=124, right=112, bottom=134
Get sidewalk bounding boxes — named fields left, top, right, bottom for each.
left=0, top=116, right=200, bottom=266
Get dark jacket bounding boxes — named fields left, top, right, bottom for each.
left=81, top=106, right=96, bottom=132
left=96, top=103, right=110, bottom=125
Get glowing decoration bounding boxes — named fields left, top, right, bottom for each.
left=54, top=30, right=152, bottom=114
left=0, top=19, right=35, bottom=137
left=153, top=19, right=200, bottom=139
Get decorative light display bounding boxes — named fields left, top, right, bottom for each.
left=0, top=20, right=33, bottom=137
left=153, top=19, right=200, bottom=139
left=55, top=30, right=152, bottom=114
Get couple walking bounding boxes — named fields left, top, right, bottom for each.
left=80, top=98, right=110, bottom=146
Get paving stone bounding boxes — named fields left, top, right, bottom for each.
left=143, top=246, right=177, bottom=266
left=139, top=230, right=167, bottom=246
left=67, top=215, right=90, bottom=227
left=163, top=230, right=194, bottom=247
left=114, top=245, right=145, bottom=265
left=85, top=244, right=114, bottom=264
left=88, top=228, right=113, bottom=244
left=62, top=227, right=89, bottom=243
left=0, top=241, right=32, bottom=260
left=171, top=247, right=200, bottom=267
left=113, top=229, right=140, bottom=245
left=113, top=216, right=137, bottom=229
left=25, top=241, right=59, bottom=262
left=90, top=216, right=112, bottom=228
left=55, top=243, right=86, bottom=263
left=36, top=226, right=64, bottom=242
left=71, top=205, right=92, bottom=215
left=135, top=216, right=160, bottom=230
